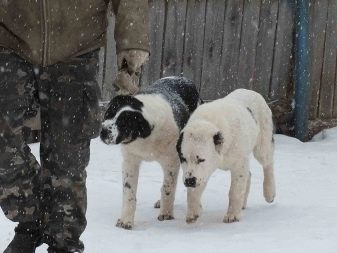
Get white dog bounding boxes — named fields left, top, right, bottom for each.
left=100, top=77, right=200, bottom=229
left=176, top=89, right=276, bottom=224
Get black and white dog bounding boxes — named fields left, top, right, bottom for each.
left=100, top=77, right=200, bottom=229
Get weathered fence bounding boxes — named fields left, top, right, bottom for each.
left=309, top=0, right=337, bottom=120
left=99, top=0, right=337, bottom=124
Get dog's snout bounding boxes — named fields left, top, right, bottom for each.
left=184, top=177, right=197, bottom=188
left=100, top=128, right=109, bottom=140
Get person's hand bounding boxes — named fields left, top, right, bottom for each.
left=114, top=50, right=149, bottom=95
left=114, top=70, right=139, bottom=95
left=117, top=49, right=149, bottom=75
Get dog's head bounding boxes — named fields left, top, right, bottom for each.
left=177, top=120, right=224, bottom=188
left=100, top=95, right=153, bottom=145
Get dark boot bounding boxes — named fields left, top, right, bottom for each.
left=4, top=222, right=43, bottom=253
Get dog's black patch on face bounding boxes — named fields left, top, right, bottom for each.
left=176, top=132, right=187, bottom=163
left=104, top=95, right=144, bottom=120
left=213, top=132, right=224, bottom=146
left=246, top=107, right=257, bottom=124
left=115, top=111, right=152, bottom=144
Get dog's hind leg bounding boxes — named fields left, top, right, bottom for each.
left=116, top=154, right=142, bottom=230
left=253, top=126, right=276, bottom=203
left=262, top=163, right=275, bottom=203
left=157, top=159, right=180, bottom=221
left=254, top=153, right=275, bottom=203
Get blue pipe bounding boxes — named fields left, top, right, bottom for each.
left=294, top=0, right=310, bottom=141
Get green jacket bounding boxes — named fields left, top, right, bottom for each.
left=0, top=0, right=149, bottom=66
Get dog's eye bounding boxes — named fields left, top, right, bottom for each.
left=196, top=156, right=205, bottom=164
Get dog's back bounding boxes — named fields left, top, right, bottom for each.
left=186, top=89, right=273, bottom=158
left=225, top=89, right=272, bottom=124
left=139, top=77, right=199, bottom=130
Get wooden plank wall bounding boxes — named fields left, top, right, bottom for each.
left=143, top=0, right=294, bottom=102
left=309, top=0, right=337, bottom=120
left=99, top=0, right=337, bottom=121
left=142, top=0, right=293, bottom=100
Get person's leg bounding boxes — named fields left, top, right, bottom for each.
left=38, top=50, right=101, bottom=252
left=0, top=48, right=43, bottom=252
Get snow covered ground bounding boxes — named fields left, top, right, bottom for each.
left=1, top=128, right=337, bottom=253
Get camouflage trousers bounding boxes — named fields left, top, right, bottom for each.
left=0, top=47, right=101, bottom=252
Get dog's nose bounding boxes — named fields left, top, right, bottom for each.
left=100, top=128, right=109, bottom=140
left=184, top=177, right=197, bottom=188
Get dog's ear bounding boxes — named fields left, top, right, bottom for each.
left=132, top=112, right=153, bottom=139
left=176, top=132, right=186, bottom=163
left=115, top=111, right=151, bottom=144
left=176, top=132, right=184, bottom=154
left=213, top=131, right=224, bottom=153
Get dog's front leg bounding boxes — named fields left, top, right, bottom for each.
left=116, top=155, right=141, bottom=230
left=242, top=171, right=251, bottom=210
left=186, top=183, right=206, bottom=224
left=157, top=160, right=179, bottom=221
left=224, top=159, right=249, bottom=223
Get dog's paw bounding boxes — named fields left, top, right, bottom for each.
left=264, top=181, right=276, bottom=203
left=264, top=195, right=275, bottom=203
left=223, top=213, right=241, bottom=223
left=186, top=215, right=199, bottom=224
left=158, top=214, right=174, bottom=221
left=264, top=191, right=275, bottom=203
left=116, top=219, right=133, bottom=230
left=154, top=200, right=160, bottom=209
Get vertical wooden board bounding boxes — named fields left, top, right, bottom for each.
left=334, top=78, right=337, bottom=117
left=309, top=0, right=328, bottom=119
left=219, top=0, right=245, bottom=95
left=319, top=0, right=337, bottom=119
left=237, top=0, right=262, bottom=89
left=140, top=0, right=166, bottom=87
left=269, top=0, right=294, bottom=100
left=333, top=11, right=337, bottom=117
left=199, top=0, right=226, bottom=100
left=182, top=0, right=207, bottom=89
left=253, top=0, right=279, bottom=99
left=102, top=14, right=117, bottom=101
left=161, top=0, right=188, bottom=77
left=334, top=77, right=337, bottom=117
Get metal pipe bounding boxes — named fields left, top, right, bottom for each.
left=294, top=0, right=310, bottom=141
